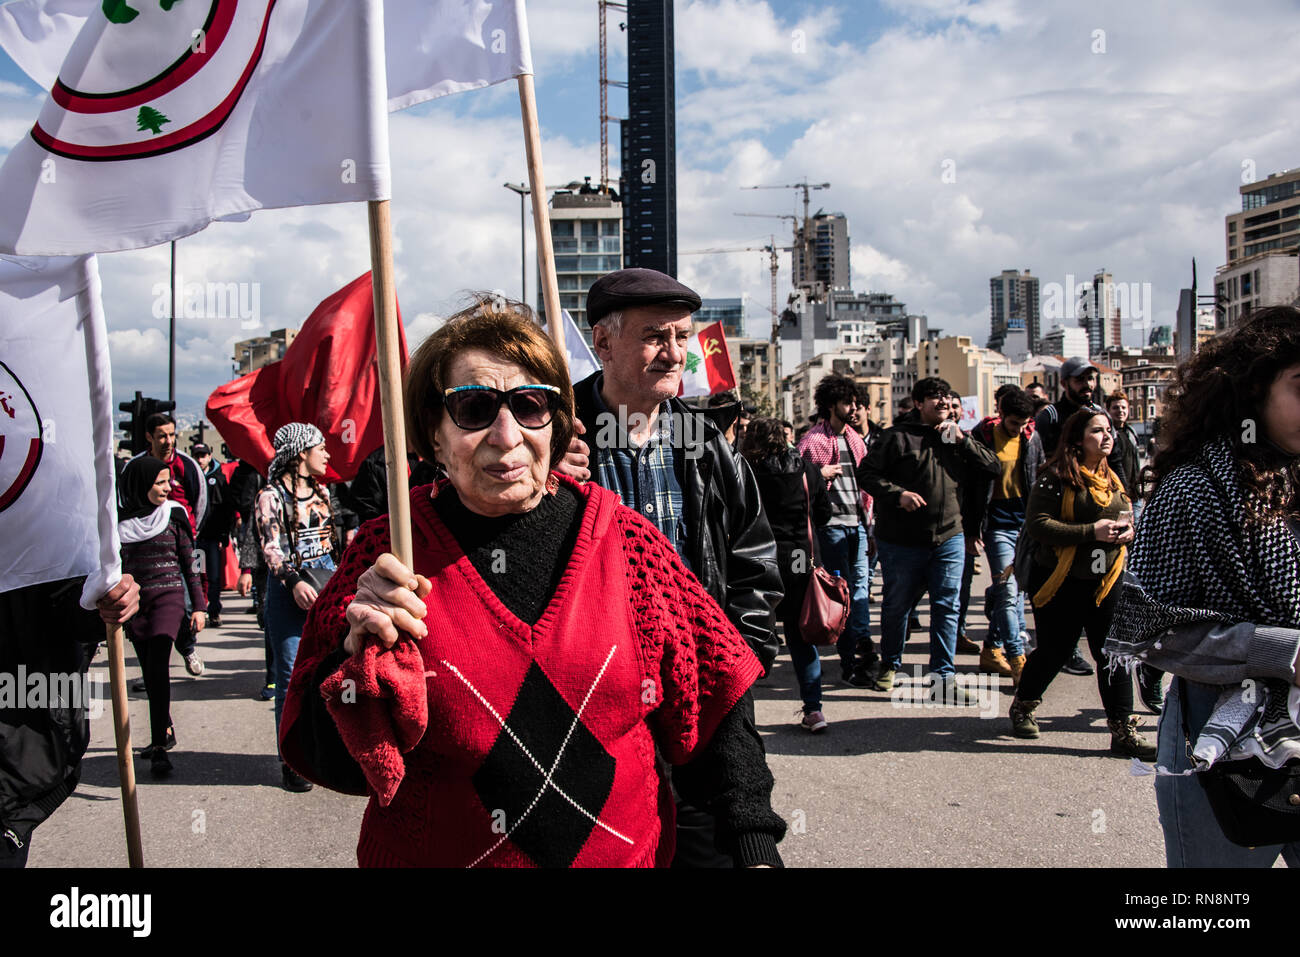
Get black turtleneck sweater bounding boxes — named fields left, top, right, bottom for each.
left=431, top=483, right=584, bottom=625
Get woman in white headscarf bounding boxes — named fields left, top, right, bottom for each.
left=118, top=454, right=207, bottom=777
left=255, top=424, right=337, bottom=792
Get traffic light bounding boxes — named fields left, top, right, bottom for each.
left=141, top=397, right=176, bottom=428
left=117, top=390, right=145, bottom=455
left=118, top=395, right=177, bottom=455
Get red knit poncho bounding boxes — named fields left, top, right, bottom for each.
left=280, top=477, right=762, bottom=867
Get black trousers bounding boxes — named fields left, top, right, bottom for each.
left=130, top=633, right=174, bottom=748
left=197, top=538, right=224, bottom=619
left=1020, top=571, right=1134, bottom=720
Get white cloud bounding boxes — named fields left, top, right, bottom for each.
left=525, top=0, right=602, bottom=65
left=668, top=0, right=1300, bottom=350
left=677, top=0, right=843, bottom=81
left=5, top=0, right=1300, bottom=419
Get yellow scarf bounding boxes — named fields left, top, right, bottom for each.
left=1032, top=466, right=1126, bottom=607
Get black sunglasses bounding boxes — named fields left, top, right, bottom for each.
left=440, top=384, right=562, bottom=431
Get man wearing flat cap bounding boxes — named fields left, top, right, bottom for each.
left=1035, top=356, right=1103, bottom=458
left=557, top=267, right=784, bottom=868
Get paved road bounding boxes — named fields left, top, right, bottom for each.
left=31, top=565, right=1169, bottom=867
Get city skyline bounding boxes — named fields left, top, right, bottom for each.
left=1, top=0, right=1296, bottom=417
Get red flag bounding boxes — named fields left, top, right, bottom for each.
left=206, top=272, right=405, bottom=483
left=678, top=321, right=737, bottom=397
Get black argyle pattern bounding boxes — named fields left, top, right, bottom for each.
left=472, top=662, right=617, bottom=867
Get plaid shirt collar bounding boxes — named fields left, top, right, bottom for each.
left=589, top=377, right=687, bottom=560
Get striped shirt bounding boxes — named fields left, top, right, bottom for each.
left=825, top=434, right=863, bottom=527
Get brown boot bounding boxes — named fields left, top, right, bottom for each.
left=1008, top=696, right=1041, bottom=738
left=1107, top=715, right=1157, bottom=760
left=956, top=632, right=981, bottom=655
left=979, top=645, right=1013, bottom=677
left=1007, top=653, right=1026, bottom=688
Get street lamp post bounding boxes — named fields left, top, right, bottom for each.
left=503, top=182, right=530, bottom=303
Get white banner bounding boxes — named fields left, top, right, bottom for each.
left=0, top=0, right=392, bottom=255
left=561, top=308, right=599, bottom=384
left=0, top=253, right=119, bottom=606
left=385, top=0, right=532, bottom=111
left=0, top=0, right=534, bottom=110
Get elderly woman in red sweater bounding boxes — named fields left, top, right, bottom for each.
left=280, top=297, right=785, bottom=868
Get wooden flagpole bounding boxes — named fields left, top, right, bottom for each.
left=104, top=621, right=143, bottom=867
left=367, top=199, right=412, bottom=566
left=517, top=74, right=564, bottom=352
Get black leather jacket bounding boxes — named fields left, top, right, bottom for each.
left=573, top=372, right=783, bottom=672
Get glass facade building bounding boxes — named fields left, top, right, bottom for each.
left=541, top=191, right=624, bottom=347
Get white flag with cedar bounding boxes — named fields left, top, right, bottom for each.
left=0, top=253, right=119, bottom=607
left=0, top=0, right=394, bottom=255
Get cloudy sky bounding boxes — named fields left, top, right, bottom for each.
left=2, top=0, right=1298, bottom=420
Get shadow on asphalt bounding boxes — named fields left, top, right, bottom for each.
left=111, top=666, right=275, bottom=705
left=754, top=646, right=1125, bottom=759
left=78, top=747, right=282, bottom=789
left=755, top=711, right=1121, bottom=760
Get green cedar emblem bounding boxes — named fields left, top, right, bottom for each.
left=684, top=351, right=701, bottom=374
left=102, top=0, right=140, bottom=23
left=137, top=105, right=170, bottom=135
left=103, top=1, right=184, bottom=25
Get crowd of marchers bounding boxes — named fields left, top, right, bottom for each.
left=4, top=267, right=1299, bottom=870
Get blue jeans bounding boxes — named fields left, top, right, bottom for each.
left=264, top=556, right=336, bottom=755
left=786, top=637, right=822, bottom=713
left=878, top=534, right=965, bottom=676
left=982, top=527, right=1026, bottom=656
left=957, top=550, right=976, bottom=635
left=817, top=523, right=875, bottom=672
left=1155, top=679, right=1300, bottom=867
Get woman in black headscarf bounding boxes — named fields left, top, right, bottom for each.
left=118, top=455, right=207, bottom=777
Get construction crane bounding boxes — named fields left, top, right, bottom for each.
left=679, top=236, right=793, bottom=342
left=741, top=181, right=830, bottom=298
left=743, top=180, right=830, bottom=223
left=598, top=2, right=627, bottom=192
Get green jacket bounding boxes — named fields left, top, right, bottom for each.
left=857, top=411, right=1000, bottom=548
left=1024, top=471, right=1130, bottom=579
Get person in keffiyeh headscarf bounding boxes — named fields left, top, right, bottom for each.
left=255, top=422, right=337, bottom=793
left=1104, top=305, right=1300, bottom=868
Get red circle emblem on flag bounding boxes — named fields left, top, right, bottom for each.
left=0, top=361, right=44, bottom=513
left=30, top=0, right=278, bottom=162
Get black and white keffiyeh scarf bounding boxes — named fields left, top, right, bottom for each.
left=1104, top=437, right=1300, bottom=771
left=268, top=422, right=325, bottom=482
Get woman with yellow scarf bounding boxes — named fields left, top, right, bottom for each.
left=1008, top=409, right=1156, bottom=758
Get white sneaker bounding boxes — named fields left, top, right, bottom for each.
left=184, top=651, right=205, bottom=677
